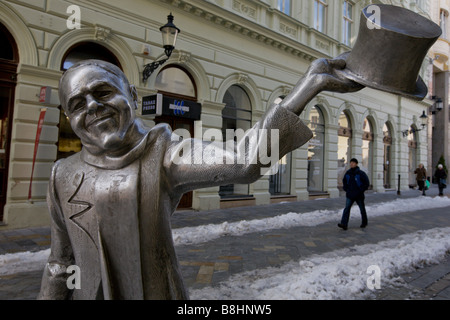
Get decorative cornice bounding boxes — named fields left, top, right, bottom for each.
left=159, top=0, right=333, bottom=62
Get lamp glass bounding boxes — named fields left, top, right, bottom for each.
left=160, top=14, right=180, bottom=56
left=436, top=99, right=444, bottom=111
left=161, top=26, right=179, bottom=49
left=420, top=111, right=428, bottom=127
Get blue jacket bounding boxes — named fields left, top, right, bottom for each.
left=343, top=167, right=370, bottom=200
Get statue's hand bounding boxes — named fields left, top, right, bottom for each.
left=306, top=53, right=365, bottom=94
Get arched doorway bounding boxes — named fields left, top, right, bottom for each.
left=362, top=118, right=374, bottom=189
left=383, top=122, right=393, bottom=189
left=307, top=105, right=325, bottom=193
left=0, top=23, right=18, bottom=221
left=154, top=65, right=197, bottom=208
left=337, top=111, right=352, bottom=190
left=219, top=84, right=252, bottom=198
left=270, top=96, right=291, bottom=195
left=408, top=126, right=419, bottom=188
left=57, top=42, right=122, bottom=160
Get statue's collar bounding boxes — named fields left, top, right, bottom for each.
left=81, top=122, right=151, bottom=170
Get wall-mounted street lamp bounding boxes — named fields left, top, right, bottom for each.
left=430, top=96, right=444, bottom=114
left=143, top=13, right=181, bottom=83
left=401, top=111, right=428, bottom=138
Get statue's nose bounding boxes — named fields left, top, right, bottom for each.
left=86, top=95, right=102, bottom=115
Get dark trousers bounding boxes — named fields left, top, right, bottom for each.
left=340, top=197, right=368, bottom=227
left=417, top=180, right=425, bottom=191
left=438, top=184, right=445, bottom=196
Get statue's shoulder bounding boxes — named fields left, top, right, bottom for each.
left=147, top=122, right=174, bottom=144
left=50, top=152, right=83, bottom=176
left=152, top=122, right=173, bottom=135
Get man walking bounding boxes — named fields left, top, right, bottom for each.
left=338, top=158, right=370, bottom=230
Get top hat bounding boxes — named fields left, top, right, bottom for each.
left=341, top=4, right=441, bottom=101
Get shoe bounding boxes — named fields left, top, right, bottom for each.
left=360, top=223, right=367, bottom=228
left=338, top=223, right=348, bottom=230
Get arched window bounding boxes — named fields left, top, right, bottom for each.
left=0, top=24, right=16, bottom=61
left=0, top=23, right=18, bottom=221
left=57, top=42, right=121, bottom=160
left=308, top=105, right=325, bottom=193
left=337, top=111, right=352, bottom=190
left=220, top=85, right=252, bottom=198
left=408, top=126, right=418, bottom=188
left=61, top=42, right=121, bottom=71
left=362, top=118, right=374, bottom=188
left=154, top=65, right=198, bottom=209
left=270, top=96, right=291, bottom=195
left=383, top=123, right=393, bottom=189
left=155, top=66, right=196, bottom=99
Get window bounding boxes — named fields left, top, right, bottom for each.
left=61, top=42, right=121, bottom=71
left=220, top=85, right=252, bottom=198
left=0, top=23, right=18, bottom=221
left=383, top=123, right=393, bottom=189
left=314, top=0, right=327, bottom=33
left=277, top=0, right=291, bottom=15
left=342, top=1, right=353, bottom=45
left=440, top=10, right=448, bottom=39
left=155, top=66, right=196, bottom=98
left=337, top=111, right=352, bottom=190
left=408, top=126, right=418, bottom=188
left=362, top=118, right=374, bottom=187
left=270, top=96, right=291, bottom=195
left=308, top=105, right=325, bottom=193
left=0, top=26, right=14, bottom=60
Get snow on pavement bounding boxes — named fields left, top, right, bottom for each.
left=0, top=249, right=50, bottom=276
left=1, top=195, right=450, bottom=283
left=172, top=196, right=450, bottom=246
left=190, top=227, right=450, bottom=300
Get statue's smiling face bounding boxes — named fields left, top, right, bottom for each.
left=60, top=64, right=137, bottom=155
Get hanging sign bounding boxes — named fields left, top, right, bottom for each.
left=142, top=94, right=202, bottom=120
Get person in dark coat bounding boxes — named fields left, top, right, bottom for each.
left=338, top=158, right=370, bottom=230
left=434, top=164, right=447, bottom=196
left=414, top=163, right=427, bottom=194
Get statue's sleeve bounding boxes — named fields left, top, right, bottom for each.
left=164, top=104, right=313, bottom=194
left=37, top=161, right=75, bottom=300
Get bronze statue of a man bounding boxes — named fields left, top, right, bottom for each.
left=38, top=57, right=362, bottom=300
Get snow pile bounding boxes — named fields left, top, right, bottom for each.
left=190, top=227, right=450, bottom=300
left=173, top=196, right=450, bottom=246
left=0, top=249, right=50, bottom=276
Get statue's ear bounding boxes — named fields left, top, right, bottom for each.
left=129, top=85, right=139, bottom=109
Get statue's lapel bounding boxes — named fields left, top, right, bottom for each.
left=67, top=172, right=99, bottom=249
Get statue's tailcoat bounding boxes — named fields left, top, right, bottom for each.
left=38, top=104, right=312, bottom=299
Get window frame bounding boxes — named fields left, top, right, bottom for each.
left=342, top=1, right=354, bottom=46
left=314, top=0, right=328, bottom=33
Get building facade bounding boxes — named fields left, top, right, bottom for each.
left=0, top=0, right=434, bottom=229
left=427, top=0, right=450, bottom=179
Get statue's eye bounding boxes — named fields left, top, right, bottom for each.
left=70, top=100, right=85, bottom=113
left=95, top=90, right=113, bottom=99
